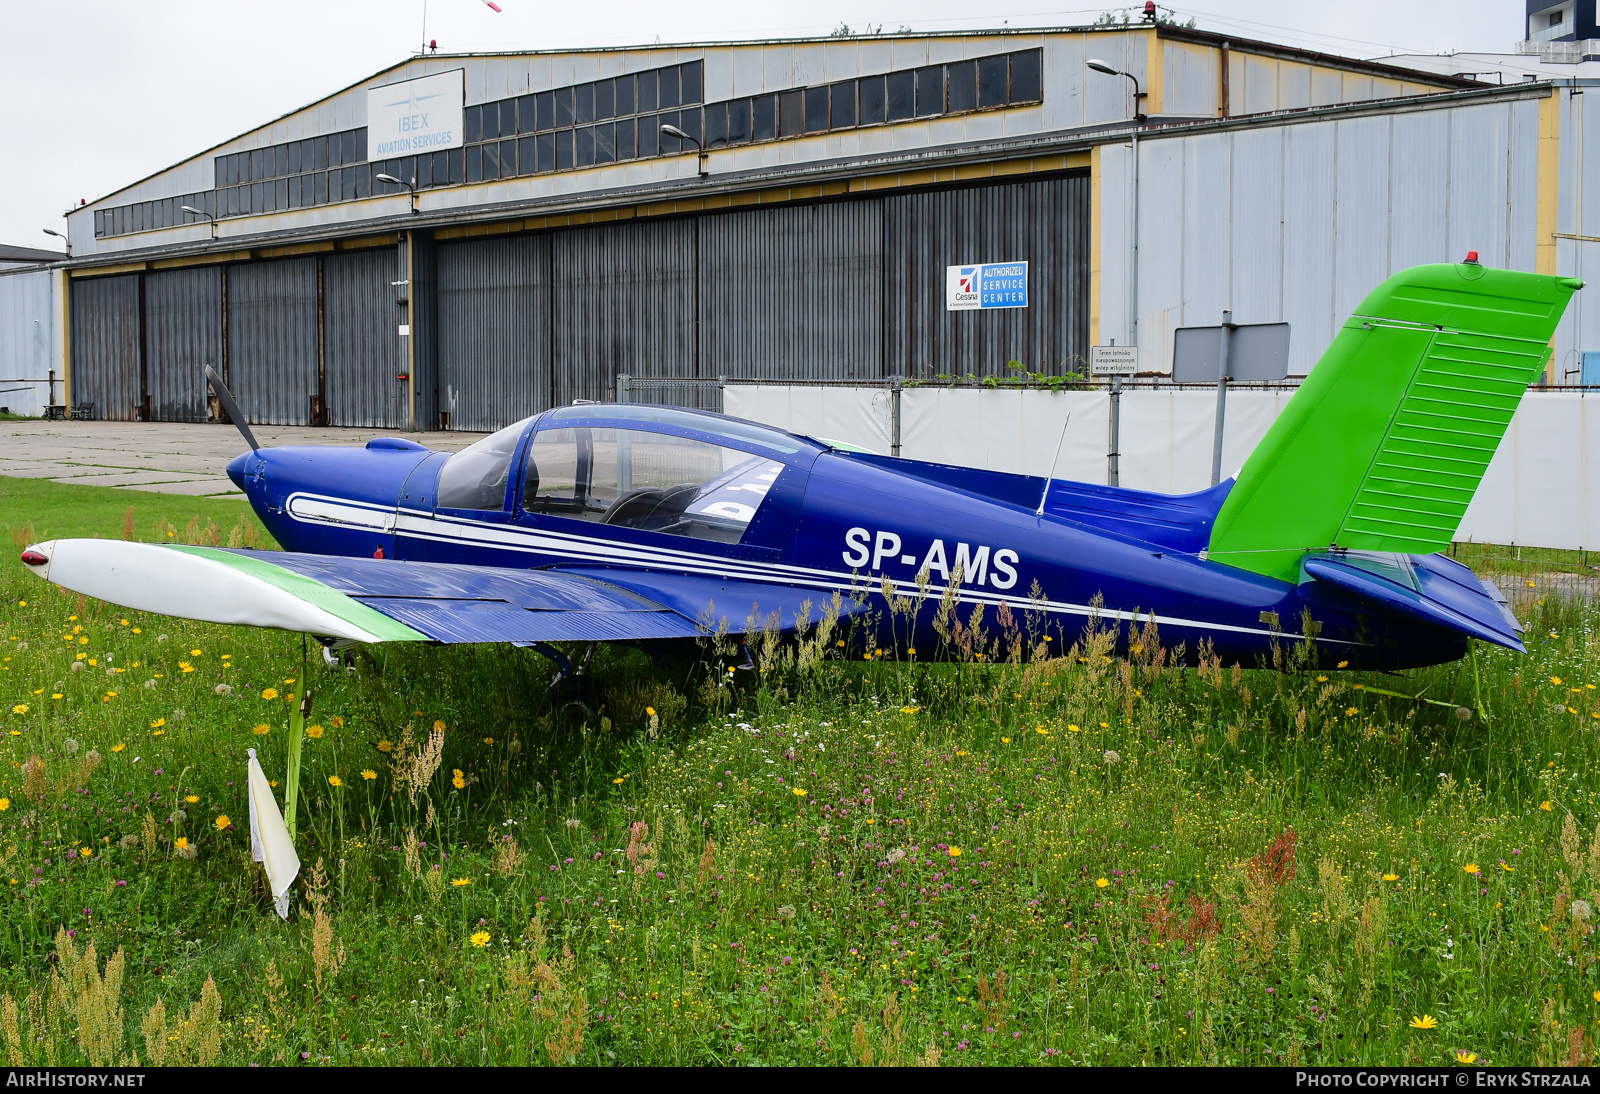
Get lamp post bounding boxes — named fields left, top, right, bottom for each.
left=375, top=173, right=421, bottom=214
left=660, top=123, right=708, bottom=178
left=1086, top=58, right=1146, bottom=123
left=41, top=228, right=69, bottom=259
left=180, top=205, right=219, bottom=239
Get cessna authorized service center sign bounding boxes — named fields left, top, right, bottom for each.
left=946, top=262, right=1029, bottom=311
left=367, top=70, right=465, bottom=159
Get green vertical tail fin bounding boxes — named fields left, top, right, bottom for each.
left=1206, top=262, right=1580, bottom=582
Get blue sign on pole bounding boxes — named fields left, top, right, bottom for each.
left=945, top=261, right=1029, bottom=311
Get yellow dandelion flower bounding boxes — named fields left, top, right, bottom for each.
left=948, top=847, right=961, bottom=857
left=452, top=769, right=465, bottom=790
left=483, top=737, right=493, bottom=744
left=261, top=688, right=278, bottom=700
left=252, top=724, right=270, bottom=736
left=331, top=715, right=344, bottom=728
left=1316, top=675, right=1328, bottom=682
left=1001, top=737, right=1011, bottom=743
left=305, top=725, right=324, bottom=739
left=328, top=776, right=342, bottom=788
left=79, top=847, right=92, bottom=858
left=451, top=878, right=470, bottom=887
left=111, top=743, right=125, bottom=753
left=132, top=628, right=140, bottom=634
left=1456, top=1051, right=1476, bottom=1064
left=1409, top=1015, right=1438, bottom=1030
left=792, top=787, right=807, bottom=796
left=0, top=799, right=9, bottom=811
left=434, top=720, right=447, bottom=732
left=215, top=815, right=230, bottom=831
left=1540, top=801, right=1553, bottom=811
left=178, top=662, right=194, bottom=673
left=1464, top=863, right=1480, bottom=875
left=51, top=694, right=61, bottom=700
left=151, top=717, right=165, bottom=728
left=377, top=739, right=392, bottom=752
left=185, top=795, right=198, bottom=804
left=613, top=777, right=624, bottom=785
left=645, top=706, right=656, bottom=716
left=11, top=704, right=26, bottom=715
left=1502, top=862, right=1514, bottom=872
left=361, top=769, right=376, bottom=780
left=1095, top=878, right=1109, bottom=888
left=1337, top=660, right=1349, bottom=668
left=1067, top=724, right=1080, bottom=733
left=1035, top=726, right=1049, bottom=736
left=1553, top=676, right=1563, bottom=685
left=1594, top=990, right=1600, bottom=1003
left=175, top=837, right=190, bottom=851
left=283, top=677, right=295, bottom=684
left=1099, top=722, right=1109, bottom=728
left=1383, top=873, right=1399, bottom=882
left=470, top=931, right=491, bottom=948
left=151, top=729, right=164, bottom=737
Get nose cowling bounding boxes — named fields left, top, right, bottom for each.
left=226, top=449, right=258, bottom=492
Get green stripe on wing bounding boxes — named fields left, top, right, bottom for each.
left=169, top=545, right=428, bottom=643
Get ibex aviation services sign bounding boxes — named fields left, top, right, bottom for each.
left=367, top=70, right=465, bottom=158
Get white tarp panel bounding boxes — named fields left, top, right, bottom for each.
left=731, top=384, right=1600, bottom=550
left=725, top=385, right=894, bottom=454
left=1457, top=392, right=1600, bottom=550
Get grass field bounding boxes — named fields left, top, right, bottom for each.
left=2, top=475, right=1599, bottom=1067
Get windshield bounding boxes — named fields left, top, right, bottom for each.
left=545, top=403, right=804, bottom=454
left=435, top=416, right=534, bottom=510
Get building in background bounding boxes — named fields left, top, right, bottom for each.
left=15, top=21, right=1588, bottom=430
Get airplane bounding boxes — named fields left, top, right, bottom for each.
left=18, top=260, right=1580, bottom=696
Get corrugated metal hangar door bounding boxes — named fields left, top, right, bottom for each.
left=883, top=175, right=1090, bottom=378
left=143, top=266, right=221, bottom=422
left=324, top=248, right=405, bottom=428
left=553, top=218, right=697, bottom=406
left=698, top=201, right=883, bottom=382
left=69, top=274, right=141, bottom=420
left=227, top=258, right=319, bottom=426
left=437, top=235, right=553, bottom=432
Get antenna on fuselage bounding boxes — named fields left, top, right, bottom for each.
left=205, top=365, right=259, bottom=452
left=1036, top=413, right=1071, bottom=517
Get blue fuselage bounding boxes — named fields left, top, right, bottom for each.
left=228, top=408, right=1474, bottom=670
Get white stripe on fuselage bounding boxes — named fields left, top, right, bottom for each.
left=297, top=504, right=1329, bottom=644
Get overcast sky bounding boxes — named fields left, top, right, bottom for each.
left=2, top=0, right=1524, bottom=250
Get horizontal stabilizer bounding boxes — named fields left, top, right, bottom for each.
left=1299, top=551, right=1523, bottom=651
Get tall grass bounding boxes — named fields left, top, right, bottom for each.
left=0, top=505, right=1598, bottom=1064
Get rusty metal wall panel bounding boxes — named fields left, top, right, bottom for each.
left=698, top=200, right=882, bottom=381
left=323, top=247, right=405, bottom=428
left=883, top=174, right=1090, bottom=379
left=143, top=266, right=220, bottom=422
left=436, top=234, right=553, bottom=431
left=552, top=218, right=697, bottom=406
left=227, top=258, right=319, bottom=426
left=69, top=274, right=141, bottom=420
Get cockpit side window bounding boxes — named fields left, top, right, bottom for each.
left=435, top=416, right=533, bottom=511
left=522, top=426, right=782, bottom=544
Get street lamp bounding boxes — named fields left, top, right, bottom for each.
left=41, top=228, right=69, bottom=258
left=180, top=205, right=219, bottom=239
left=375, top=173, right=421, bottom=214
left=1086, top=58, right=1147, bottom=124
left=660, top=123, right=709, bottom=178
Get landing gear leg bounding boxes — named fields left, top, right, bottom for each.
left=530, top=642, right=597, bottom=724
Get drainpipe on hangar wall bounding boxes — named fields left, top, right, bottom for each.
left=1220, top=41, right=1230, bottom=119
left=405, top=232, right=416, bottom=432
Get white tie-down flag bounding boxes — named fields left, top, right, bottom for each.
left=247, top=748, right=300, bottom=920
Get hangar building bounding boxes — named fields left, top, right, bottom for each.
left=15, top=22, right=1595, bottom=430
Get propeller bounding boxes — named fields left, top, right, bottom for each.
left=205, top=365, right=259, bottom=451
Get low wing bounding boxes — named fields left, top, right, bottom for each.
left=21, top=540, right=844, bottom=645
